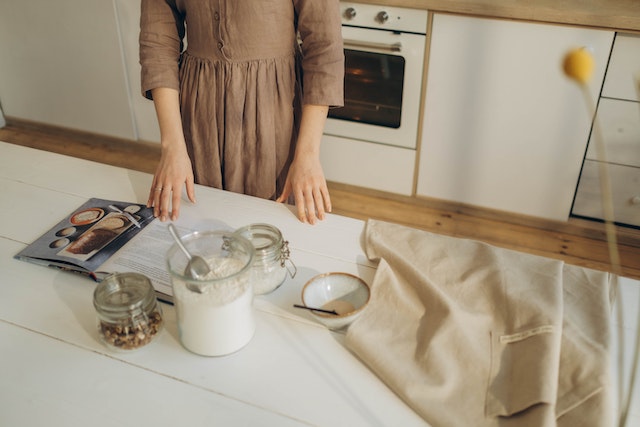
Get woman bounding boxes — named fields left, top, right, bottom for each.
left=139, top=0, right=344, bottom=224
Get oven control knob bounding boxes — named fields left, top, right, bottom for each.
left=344, top=7, right=356, bottom=20
left=376, top=11, right=389, bottom=24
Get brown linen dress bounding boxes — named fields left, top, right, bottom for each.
left=139, top=0, right=344, bottom=200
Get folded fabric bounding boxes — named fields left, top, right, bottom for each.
left=345, top=219, right=613, bottom=426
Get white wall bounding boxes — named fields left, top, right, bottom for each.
left=113, top=0, right=160, bottom=143
left=0, top=0, right=159, bottom=142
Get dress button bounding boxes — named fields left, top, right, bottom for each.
left=217, top=41, right=223, bottom=49
left=214, top=12, right=219, bottom=20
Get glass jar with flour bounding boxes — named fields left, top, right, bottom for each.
left=166, top=230, right=255, bottom=356
left=234, top=223, right=296, bottom=295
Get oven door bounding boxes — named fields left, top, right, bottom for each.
left=325, top=26, right=426, bottom=149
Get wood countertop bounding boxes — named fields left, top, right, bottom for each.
left=351, top=0, right=640, bottom=33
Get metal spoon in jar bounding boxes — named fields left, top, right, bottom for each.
left=168, top=223, right=210, bottom=293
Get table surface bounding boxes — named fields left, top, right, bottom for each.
left=0, top=141, right=431, bottom=427
left=2, top=141, right=640, bottom=426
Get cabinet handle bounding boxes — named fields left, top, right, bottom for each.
left=343, top=39, right=402, bottom=53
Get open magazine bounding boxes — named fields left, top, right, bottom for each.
left=15, top=198, right=177, bottom=303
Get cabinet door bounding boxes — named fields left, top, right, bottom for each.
left=602, top=33, right=640, bottom=101
left=573, top=160, right=640, bottom=227
left=416, top=14, right=613, bottom=221
left=0, top=1, right=135, bottom=139
left=586, top=98, right=640, bottom=168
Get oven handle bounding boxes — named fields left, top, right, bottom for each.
left=343, top=39, right=402, bottom=53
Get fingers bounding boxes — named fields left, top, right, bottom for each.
left=293, top=184, right=331, bottom=225
left=278, top=174, right=332, bottom=225
left=147, top=180, right=183, bottom=222
left=275, top=183, right=290, bottom=204
left=185, top=178, right=197, bottom=204
left=321, top=185, right=332, bottom=214
left=309, top=188, right=324, bottom=223
left=151, top=185, right=175, bottom=222
left=295, top=187, right=308, bottom=224
left=147, top=184, right=159, bottom=209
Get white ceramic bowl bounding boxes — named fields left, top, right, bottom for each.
left=301, top=272, right=370, bottom=330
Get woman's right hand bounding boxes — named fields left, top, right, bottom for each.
left=147, top=87, right=196, bottom=221
left=147, top=141, right=196, bottom=221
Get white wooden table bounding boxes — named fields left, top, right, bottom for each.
left=0, top=141, right=429, bottom=427
left=2, top=141, right=640, bottom=426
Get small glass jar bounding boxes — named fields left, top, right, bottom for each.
left=234, top=223, right=297, bottom=295
left=93, top=272, right=163, bottom=351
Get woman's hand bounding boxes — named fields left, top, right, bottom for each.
left=276, top=104, right=331, bottom=224
left=148, top=142, right=196, bottom=221
left=277, top=148, right=331, bottom=224
left=147, top=87, right=196, bottom=221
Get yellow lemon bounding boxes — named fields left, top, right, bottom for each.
left=563, top=47, right=594, bottom=84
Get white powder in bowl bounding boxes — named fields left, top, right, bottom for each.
left=173, top=257, right=255, bottom=356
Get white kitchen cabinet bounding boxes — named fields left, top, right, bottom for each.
left=321, top=135, right=416, bottom=195
left=585, top=98, right=640, bottom=168
left=0, top=1, right=136, bottom=140
left=602, top=33, right=640, bottom=101
left=416, top=14, right=613, bottom=221
left=572, top=33, right=640, bottom=227
left=573, top=160, right=640, bottom=226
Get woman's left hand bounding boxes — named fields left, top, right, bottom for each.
left=276, top=151, right=331, bottom=224
left=276, top=104, right=332, bottom=224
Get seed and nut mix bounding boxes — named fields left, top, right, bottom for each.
left=99, top=310, right=162, bottom=350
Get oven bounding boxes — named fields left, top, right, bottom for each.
left=325, top=2, right=429, bottom=149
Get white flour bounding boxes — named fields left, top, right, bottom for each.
left=173, top=257, right=255, bottom=356
left=251, top=262, right=287, bottom=295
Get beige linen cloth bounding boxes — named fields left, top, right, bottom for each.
left=346, top=220, right=613, bottom=426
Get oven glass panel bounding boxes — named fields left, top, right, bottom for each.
left=329, top=49, right=405, bottom=128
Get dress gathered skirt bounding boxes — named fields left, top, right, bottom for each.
left=178, top=51, right=298, bottom=198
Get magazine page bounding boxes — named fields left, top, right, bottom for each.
left=101, top=213, right=234, bottom=304
left=99, top=220, right=176, bottom=302
left=15, top=198, right=155, bottom=275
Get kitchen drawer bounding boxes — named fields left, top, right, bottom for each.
left=602, top=33, right=640, bottom=102
left=586, top=98, right=640, bottom=167
left=572, top=160, right=640, bottom=227
left=320, top=134, right=415, bottom=196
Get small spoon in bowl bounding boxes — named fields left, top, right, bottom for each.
left=168, top=223, right=211, bottom=292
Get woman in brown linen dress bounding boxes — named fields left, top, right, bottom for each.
left=139, top=0, right=344, bottom=224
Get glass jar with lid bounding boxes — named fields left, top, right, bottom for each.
left=93, top=272, right=163, bottom=351
left=166, top=230, right=255, bottom=356
left=234, top=223, right=297, bottom=295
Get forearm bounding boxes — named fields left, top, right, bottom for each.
left=151, top=87, right=186, bottom=149
left=294, top=104, right=329, bottom=158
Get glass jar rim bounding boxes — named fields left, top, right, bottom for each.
left=234, top=223, right=284, bottom=261
left=93, top=272, right=156, bottom=316
left=165, top=230, right=254, bottom=283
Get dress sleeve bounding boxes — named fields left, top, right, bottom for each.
left=139, top=0, right=185, bottom=100
left=294, top=0, right=344, bottom=108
